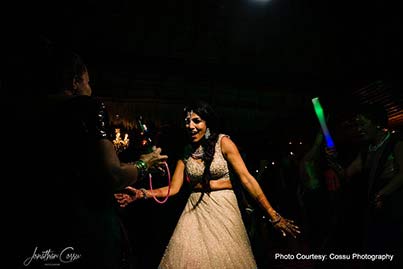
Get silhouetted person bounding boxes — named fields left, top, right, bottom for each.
left=326, top=103, right=402, bottom=268
left=17, top=45, right=167, bottom=269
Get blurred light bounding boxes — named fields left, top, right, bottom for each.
left=299, top=141, right=303, bottom=145
left=113, top=128, right=130, bottom=153
left=251, top=0, right=272, bottom=3
left=271, top=161, right=275, bottom=165
left=290, top=152, right=294, bottom=156
left=289, top=141, right=292, bottom=145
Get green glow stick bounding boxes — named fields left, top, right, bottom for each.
left=312, top=97, right=335, bottom=148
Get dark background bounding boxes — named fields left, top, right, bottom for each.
left=8, top=0, right=402, bottom=83
left=3, top=0, right=403, bottom=183
left=4, top=0, right=402, bottom=157
left=4, top=1, right=403, bottom=268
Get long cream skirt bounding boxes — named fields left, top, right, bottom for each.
left=159, top=189, right=257, bottom=269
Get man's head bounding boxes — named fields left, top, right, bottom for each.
left=54, top=49, right=91, bottom=96
left=41, top=47, right=91, bottom=96
left=353, top=103, right=389, bottom=142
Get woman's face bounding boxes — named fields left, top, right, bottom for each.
left=185, top=112, right=207, bottom=143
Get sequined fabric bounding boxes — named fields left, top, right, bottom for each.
left=159, top=134, right=257, bottom=269
left=184, top=134, right=231, bottom=185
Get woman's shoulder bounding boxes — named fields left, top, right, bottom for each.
left=218, top=133, right=230, bottom=141
left=217, top=134, right=236, bottom=149
left=217, top=133, right=229, bottom=146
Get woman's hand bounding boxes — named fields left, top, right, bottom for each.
left=114, top=186, right=142, bottom=207
left=271, top=214, right=301, bottom=238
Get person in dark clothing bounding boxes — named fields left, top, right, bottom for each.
left=326, top=103, right=402, bottom=268
left=16, top=46, right=168, bottom=269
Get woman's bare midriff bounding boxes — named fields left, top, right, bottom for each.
left=193, top=178, right=233, bottom=191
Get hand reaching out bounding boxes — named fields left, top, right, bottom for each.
left=140, top=146, right=168, bottom=171
left=114, top=186, right=142, bottom=208
left=271, top=213, right=301, bottom=238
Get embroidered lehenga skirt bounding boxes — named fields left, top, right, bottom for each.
left=159, top=189, right=257, bottom=269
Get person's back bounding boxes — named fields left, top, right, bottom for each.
left=21, top=46, right=131, bottom=268
left=27, top=94, right=127, bottom=268
left=12, top=41, right=168, bottom=269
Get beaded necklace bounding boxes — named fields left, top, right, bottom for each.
left=368, top=131, right=390, bottom=152
left=191, top=145, right=204, bottom=159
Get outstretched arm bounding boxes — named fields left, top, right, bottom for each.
left=141, top=160, right=186, bottom=199
left=115, top=160, right=185, bottom=207
left=89, top=99, right=168, bottom=191
left=97, top=140, right=168, bottom=191
left=221, top=136, right=300, bottom=238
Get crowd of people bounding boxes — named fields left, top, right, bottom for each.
left=10, top=39, right=402, bottom=269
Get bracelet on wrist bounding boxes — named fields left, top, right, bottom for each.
left=269, top=213, right=282, bottom=225
left=135, top=160, right=148, bottom=179
left=139, top=188, right=148, bottom=200
left=137, top=159, right=148, bottom=170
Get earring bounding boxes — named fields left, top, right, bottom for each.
left=205, top=128, right=211, bottom=139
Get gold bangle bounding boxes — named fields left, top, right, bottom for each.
left=139, top=188, right=148, bottom=200
left=269, top=213, right=282, bottom=225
